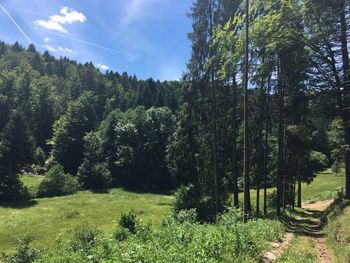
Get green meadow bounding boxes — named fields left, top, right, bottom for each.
left=0, top=169, right=344, bottom=253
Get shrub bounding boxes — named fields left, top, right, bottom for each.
left=173, top=184, right=197, bottom=213
left=174, top=208, right=198, bottom=224
left=0, top=235, right=42, bottom=263
left=173, top=184, right=218, bottom=222
left=118, top=210, right=137, bottom=233
left=37, top=164, right=79, bottom=197
left=68, top=223, right=99, bottom=252
left=114, top=227, right=129, bottom=241
left=78, top=162, right=112, bottom=190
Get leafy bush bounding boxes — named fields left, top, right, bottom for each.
left=174, top=208, right=198, bottom=223
left=68, top=223, right=100, bottom=252
left=173, top=184, right=218, bottom=222
left=37, top=164, right=80, bottom=197
left=78, top=161, right=112, bottom=190
left=0, top=235, right=42, bottom=263
left=114, top=227, right=129, bottom=241
left=173, top=184, right=197, bottom=213
left=118, top=210, right=137, bottom=233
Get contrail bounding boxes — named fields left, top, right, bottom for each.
left=35, top=27, right=133, bottom=59
left=0, top=4, right=32, bottom=44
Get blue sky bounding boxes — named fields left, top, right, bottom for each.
left=0, top=0, right=193, bottom=80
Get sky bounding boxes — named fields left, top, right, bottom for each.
left=0, top=0, right=193, bottom=80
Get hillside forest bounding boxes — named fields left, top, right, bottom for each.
left=0, top=0, right=350, bottom=262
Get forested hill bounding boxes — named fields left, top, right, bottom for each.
left=0, top=40, right=183, bottom=195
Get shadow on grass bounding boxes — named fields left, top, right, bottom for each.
left=0, top=199, right=38, bottom=209
left=90, top=188, right=111, bottom=194
left=279, top=199, right=350, bottom=239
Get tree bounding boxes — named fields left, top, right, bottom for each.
left=50, top=92, right=98, bottom=174
left=302, top=0, right=350, bottom=198
left=0, top=110, right=35, bottom=201
left=78, top=132, right=112, bottom=189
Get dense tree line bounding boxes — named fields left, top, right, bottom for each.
left=0, top=0, right=348, bottom=223
left=0, top=41, right=181, bottom=200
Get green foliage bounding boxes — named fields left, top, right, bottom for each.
left=118, top=210, right=137, bottom=234
left=98, top=106, right=175, bottom=190
left=0, top=235, right=42, bottom=263
left=37, top=164, right=79, bottom=197
left=78, top=132, right=112, bottom=189
left=12, top=211, right=284, bottom=263
left=0, top=110, right=34, bottom=201
left=174, top=208, right=198, bottom=224
left=50, top=92, right=98, bottom=175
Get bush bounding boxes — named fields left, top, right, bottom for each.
left=118, top=210, right=137, bottom=233
left=173, top=184, right=197, bottom=213
left=37, top=164, right=79, bottom=197
left=174, top=208, right=198, bottom=224
left=114, top=227, right=129, bottom=241
left=78, top=162, right=112, bottom=190
left=68, top=223, right=100, bottom=252
left=0, top=235, right=42, bottom=263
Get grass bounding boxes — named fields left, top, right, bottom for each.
left=239, top=169, right=345, bottom=209
left=276, top=236, right=316, bottom=263
left=0, top=169, right=344, bottom=253
left=0, top=185, right=173, bottom=252
left=325, top=202, right=350, bottom=263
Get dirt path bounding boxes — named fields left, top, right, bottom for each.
left=302, top=200, right=334, bottom=263
left=263, top=200, right=335, bottom=263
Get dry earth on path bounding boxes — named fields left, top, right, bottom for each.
left=262, top=199, right=335, bottom=263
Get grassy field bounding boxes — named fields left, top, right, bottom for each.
left=0, top=170, right=344, bottom=253
left=239, top=169, right=345, bottom=209
left=0, top=181, right=173, bottom=252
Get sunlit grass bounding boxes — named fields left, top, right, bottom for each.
left=0, top=169, right=344, bottom=253
left=238, top=169, right=345, bottom=209
left=325, top=205, right=350, bottom=263
left=0, top=185, right=173, bottom=252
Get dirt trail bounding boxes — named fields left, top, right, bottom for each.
left=302, top=200, right=334, bottom=263
left=262, top=200, right=335, bottom=263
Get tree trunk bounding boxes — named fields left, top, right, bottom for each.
left=297, top=161, right=302, bottom=208
left=263, top=76, right=271, bottom=215
left=232, top=74, right=239, bottom=208
left=277, top=60, right=284, bottom=216
left=282, top=95, right=287, bottom=211
left=209, top=0, right=219, bottom=216
left=243, top=0, right=251, bottom=222
left=340, top=0, right=350, bottom=199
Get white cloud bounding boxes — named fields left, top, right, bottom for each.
left=44, top=44, right=57, bottom=52
left=97, top=63, right=109, bottom=70
left=44, top=37, right=50, bottom=43
left=35, top=7, right=86, bottom=33
left=58, top=46, right=75, bottom=54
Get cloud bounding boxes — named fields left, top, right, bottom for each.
left=97, top=63, right=109, bottom=70
left=44, top=44, right=57, bottom=52
left=44, top=37, right=50, bottom=43
left=58, top=46, right=75, bottom=54
left=35, top=7, right=86, bottom=33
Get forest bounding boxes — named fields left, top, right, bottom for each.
left=0, top=0, right=350, bottom=262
